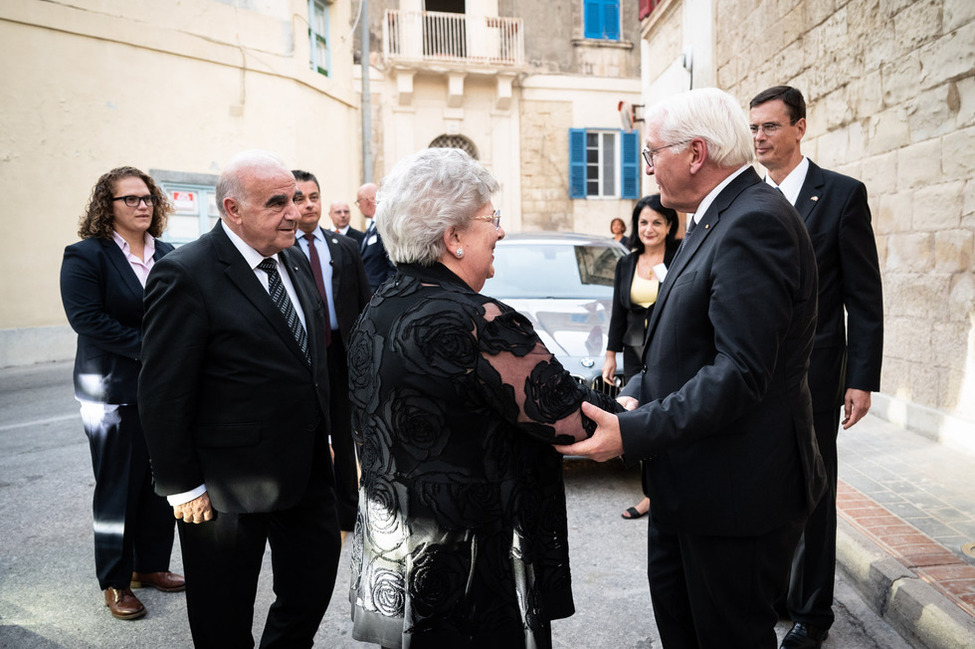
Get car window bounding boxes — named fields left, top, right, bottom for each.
left=486, top=243, right=623, bottom=299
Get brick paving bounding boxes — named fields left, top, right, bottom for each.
left=837, top=414, right=975, bottom=621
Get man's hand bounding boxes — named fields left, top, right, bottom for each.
left=554, top=401, right=625, bottom=462
left=173, top=492, right=214, bottom=524
left=842, top=388, right=871, bottom=429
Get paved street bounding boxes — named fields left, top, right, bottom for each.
left=0, top=360, right=914, bottom=648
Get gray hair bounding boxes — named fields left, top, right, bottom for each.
left=645, top=88, right=754, bottom=168
left=216, top=150, right=291, bottom=216
left=377, top=148, right=500, bottom=265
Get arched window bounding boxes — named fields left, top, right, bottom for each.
left=428, top=135, right=478, bottom=159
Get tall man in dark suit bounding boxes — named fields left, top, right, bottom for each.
left=557, top=88, right=825, bottom=648
left=327, top=199, right=365, bottom=245
left=139, top=151, right=341, bottom=648
left=357, top=182, right=395, bottom=292
left=750, top=86, right=884, bottom=649
left=293, top=169, right=371, bottom=533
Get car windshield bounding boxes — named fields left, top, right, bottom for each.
left=485, top=241, right=624, bottom=299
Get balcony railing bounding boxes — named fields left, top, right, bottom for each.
left=383, top=10, right=524, bottom=67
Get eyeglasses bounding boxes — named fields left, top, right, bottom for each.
left=354, top=197, right=375, bottom=206
left=113, top=195, right=157, bottom=207
left=472, top=209, right=502, bottom=229
left=749, top=122, right=790, bottom=136
left=641, top=140, right=692, bottom=169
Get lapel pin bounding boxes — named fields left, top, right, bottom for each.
left=810, top=196, right=819, bottom=201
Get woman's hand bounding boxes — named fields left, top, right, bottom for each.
left=601, top=352, right=617, bottom=385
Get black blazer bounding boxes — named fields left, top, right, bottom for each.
left=60, top=236, right=175, bottom=404
left=619, top=168, right=825, bottom=537
left=296, top=227, right=370, bottom=344
left=343, top=226, right=365, bottom=246
left=607, top=241, right=679, bottom=353
left=360, top=222, right=396, bottom=292
left=796, top=160, right=883, bottom=412
left=139, top=221, right=333, bottom=514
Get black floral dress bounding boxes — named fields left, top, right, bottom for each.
left=347, top=262, right=622, bottom=649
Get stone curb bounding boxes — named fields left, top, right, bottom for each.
left=837, top=518, right=975, bottom=649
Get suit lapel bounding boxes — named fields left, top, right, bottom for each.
left=320, top=226, right=343, bottom=297
left=102, top=239, right=146, bottom=302
left=211, top=223, right=310, bottom=367
left=281, top=246, right=323, bottom=370
left=642, top=168, right=761, bottom=350
left=793, top=160, right=825, bottom=223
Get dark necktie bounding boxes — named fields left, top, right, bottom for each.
left=673, top=217, right=697, bottom=262
left=361, top=221, right=374, bottom=252
left=257, top=258, right=311, bottom=364
left=301, top=233, right=332, bottom=347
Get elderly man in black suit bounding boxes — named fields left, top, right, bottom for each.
left=557, top=88, right=825, bottom=648
left=293, top=169, right=371, bottom=533
left=750, top=85, right=884, bottom=649
left=326, top=199, right=365, bottom=245
left=139, top=151, right=341, bottom=648
left=357, top=182, right=396, bottom=292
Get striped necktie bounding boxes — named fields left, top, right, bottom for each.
left=257, top=258, right=310, bottom=365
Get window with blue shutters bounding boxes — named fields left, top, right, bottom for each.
left=568, top=129, right=639, bottom=199
left=584, top=0, right=621, bottom=41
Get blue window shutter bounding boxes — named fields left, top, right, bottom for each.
left=621, top=130, right=639, bottom=199
left=603, top=1, right=620, bottom=40
left=584, top=0, right=601, bottom=39
left=569, top=129, right=587, bottom=199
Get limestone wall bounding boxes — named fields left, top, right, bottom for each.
left=644, top=0, right=975, bottom=420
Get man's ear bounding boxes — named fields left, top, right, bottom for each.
left=688, top=138, right=708, bottom=175
left=223, top=197, right=242, bottom=225
left=794, top=117, right=807, bottom=140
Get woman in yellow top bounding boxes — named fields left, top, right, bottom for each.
left=602, top=194, right=680, bottom=519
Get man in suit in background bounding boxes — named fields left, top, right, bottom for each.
left=750, top=85, right=884, bottom=649
left=293, top=169, right=371, bottom=533
left=139, top=151, right=341, bottom=648
left=357, top=182, right=395, bottom=292
left=557, top=88, right=825, bottom=648
left=327, top=199, right=365, bottom=245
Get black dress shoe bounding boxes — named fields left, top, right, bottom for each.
left=780, top=622, right=828, bottom=649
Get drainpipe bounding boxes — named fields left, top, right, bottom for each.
left=360, top=0, right=372, bottom=183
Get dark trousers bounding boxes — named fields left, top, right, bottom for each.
left=648, top=517, right=804, bottom=649
left=176, top=438, right=341, bottom=649
left=787, top=408, right=840, bottom=629
left=82, top=402, right=175, bottom=591
left=327, top=333, right=359, bottom=531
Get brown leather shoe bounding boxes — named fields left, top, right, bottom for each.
left=131, top=570, right=186, bottom=592
left=104, top=587, right=146, bottom=620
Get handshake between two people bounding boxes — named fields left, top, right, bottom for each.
left=554, top=395, right=639, bottom=462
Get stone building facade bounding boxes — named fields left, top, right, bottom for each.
left=360, top=0, right=643, bottom=234
left=0, top=0, right=361, bottom=366
left=641, top=0, right=975, bottom=446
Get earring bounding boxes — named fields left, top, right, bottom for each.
left=456, top=248, right=464, bottom=258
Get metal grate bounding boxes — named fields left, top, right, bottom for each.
left=573, top=374, right=625, bottom=400
left=429, top=135, right=479, bottom=159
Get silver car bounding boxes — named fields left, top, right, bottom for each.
left=483, top=232, right=628, bottom=397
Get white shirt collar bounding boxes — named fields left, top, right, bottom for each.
left=687, top=164, right=752, bottom=226
left=220, top=219, right=280, bottom=269
left=764, top=156, right=809, bottom=206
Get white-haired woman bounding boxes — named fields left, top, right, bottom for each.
left=347, top=148, right=621, bottom=649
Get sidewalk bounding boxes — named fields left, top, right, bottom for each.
left=835, top=413, right=975, bottom=649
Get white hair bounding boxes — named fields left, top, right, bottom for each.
left=645, top=88, right=754, bottom=168
left=216, top=150, right=291, bottom=216
left=377, top=148, right=500, bottom=265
